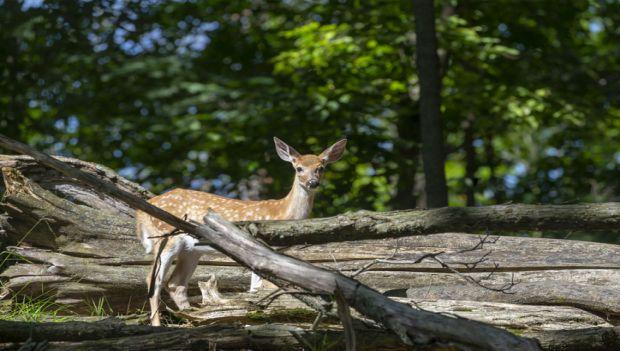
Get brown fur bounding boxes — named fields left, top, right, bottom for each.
left=137, top=137, right=346, bottom=326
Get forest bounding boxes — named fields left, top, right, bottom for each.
left=1, top=0, right=619, bottom=350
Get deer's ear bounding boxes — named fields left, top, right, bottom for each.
left=320, top=139, right=347, bottom=164
left=274, top=137, right=301, bottom=162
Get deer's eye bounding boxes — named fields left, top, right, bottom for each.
left=296, top=167, right=303, bottom=173
left=317, top=166, right=325, bottom=173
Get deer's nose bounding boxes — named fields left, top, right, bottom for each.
left=307, top=179, right=320, bottom=189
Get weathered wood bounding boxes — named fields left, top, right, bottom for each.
left=177, top=294, right=620, bottom=351
left=2, top=303, right=617, bottom=351
left=0, top=321, right=408, bottom=351
left=240, top=203, right=620, bottom=245
left=3, top=231, right=619, bottom=321
left=0, top=134, right=539, bottom=350
left=0, top=318, right=169, bottom=342
left=0, top=167, right=141, bottom=255
left=406, top=279, right=620, bottom=323
left=412, top=300, right=620, bottom=351
left=197, top=213, right=539, bottom=350
left=0, top=155, right=153, bottom=213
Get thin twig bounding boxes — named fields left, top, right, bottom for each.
left=349, top=243, right=400, bottom=278
left=311, top=312, right=324, bottom=330
left=254, top=289, right=321, bottom=309
left=364, top=233, right=517, bottom=294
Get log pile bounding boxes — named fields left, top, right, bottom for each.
left=1, top=153, right=619, bottom=350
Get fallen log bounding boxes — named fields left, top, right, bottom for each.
left=1, top=164, right=619, bottom=318
left=1, top=163, right=619, bottom=341
left=0, top=320, right=407, bottom=351
left=0, top=133, right=540, bottom=350
left=0, top=154, right=153, bottom=214
left=241, top=202, right=620, bottom=245
left=1, top=301, right=618, bottom=351
left=3, top=237, right=619, bottom=320
left=1, top=155, right=618, bottom=249
left=0, top=318, right=169, bottom=342
left=406, top=279, right=620, bottom=322
left=177, top=293, right=620, bottom=351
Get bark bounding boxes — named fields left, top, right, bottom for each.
left=1, top=156, right=619, bottom=324
left=0, top=318, right=169, bottom=342
left=0, top=134, right=539, bottom=350
left=2, top=299, right=617, bottom=351
left=412, top=0, right=448, bottom=207
left=3, top=234, right=619, bottom=320
left=0, top=166, right=142, bottom=255
left=242, top=203, right=620, bottom=245
left=0, top=321, right=407, bottom=351
left=181, top=295, right=619, bottom=351
left=0, top=154, right=153, bottom=214
left=392, top=111, right=420, bottom=210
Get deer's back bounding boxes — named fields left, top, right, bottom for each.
left=136, top=188, right=288, bottom=237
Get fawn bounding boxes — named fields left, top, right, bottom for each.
left=136, top=137, right=347, bottom=325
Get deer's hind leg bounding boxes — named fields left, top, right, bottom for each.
left=147, top=238, right=183, bottom=326
left=166, top=249, right=201, bottom=311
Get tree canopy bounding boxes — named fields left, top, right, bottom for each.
left=1, top=0, right=618, bottom=241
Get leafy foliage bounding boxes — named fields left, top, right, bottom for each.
left=1, top=0, right=618, bottom=241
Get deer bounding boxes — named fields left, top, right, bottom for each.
left=136, top=137, right=347, bottom=326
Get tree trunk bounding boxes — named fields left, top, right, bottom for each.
left=243, top=203, right=620, bottom=245
left=412, top=0, right=448, bottom=208
left=392, top=113, right=420, bottom=210
left=463, top=113, right=476, bottom=206
left=484, top=132, right=506, bottom=203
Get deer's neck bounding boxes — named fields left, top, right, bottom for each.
left=281, top=177, right=315, bottom=220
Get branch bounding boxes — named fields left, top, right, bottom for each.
left=201, top=212, right=539, bottom=350
left=357, top=234, right=517, bottom=294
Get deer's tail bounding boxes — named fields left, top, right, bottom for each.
left=136, top=212, right=154, bottom=254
